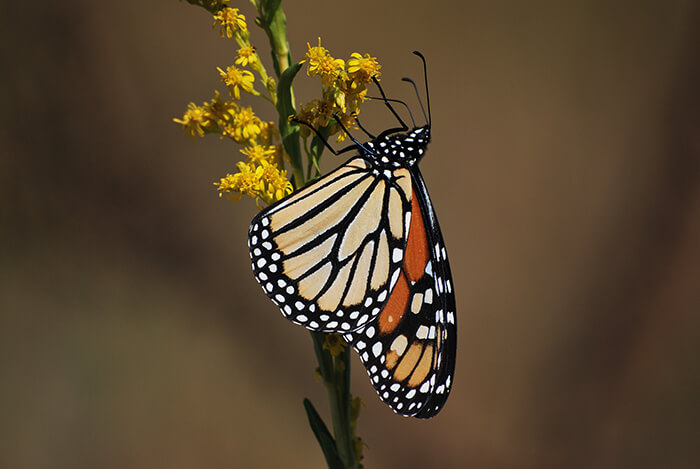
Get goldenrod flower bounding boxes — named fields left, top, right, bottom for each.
left=256, top=160, right=293, bottom=204
left=304, top=38, right=329, bottom=69
left=322, top=333, right=347, bottom=356
left=329, top=87, right=347, bottom=113
left=304, top=38, right=345, bottom=87
left=342, top=84, right=368, bottom=115
left=218, top=65, right=255, bottom=100
left=295, top=100, right=318, bottom=138
left=233, top=106, right=262, bottom=141
left=313, top=98, right=339, bottom=128
left=215, top=161, right=258, bottom=201
left=241, top=144, right=276, bottom=164
left=215, top=174, right=241, bottom=201
left=347, top=52, right=381, bottom=83
left=217, top=159, right=291, bottom=205
left=173, top=102, right=210, bottom=139
left=213, top=7, right=247, bottom=38
left=204, top=89, right=239, bottom=127
left=299, top=41, right=382, bottom=146
left=235, top=46, right=258, bottom=67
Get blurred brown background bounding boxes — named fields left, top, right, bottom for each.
left=2, top=1, right=699, bottom=468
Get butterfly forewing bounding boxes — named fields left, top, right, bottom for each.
left=249, top=157, right=412, bottom=333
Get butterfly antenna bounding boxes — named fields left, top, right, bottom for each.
left=401, top=78, right=427, bottom=127
left=291, top=117, right=370, bottom=157
left=412, top=51, right=431, bottom=127
left=372, top=76, right=408, bottom=130
left=355, top=116, right=376, bottom=139
left=366, top=96, right=416, bottom=128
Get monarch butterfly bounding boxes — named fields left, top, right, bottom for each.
left=249, top=52, right=455, bottom=418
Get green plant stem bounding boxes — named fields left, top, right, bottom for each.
left=267, top=8, right=292, bottom=79
left=332, top=345, right=357, bottom=468
left=289, top=157, right=305, bottom=191
left=256, top=2, right=360, bottom=467
left=182, top=5, right=360, bottom=462
left=311, top=333, right=358, bottom=469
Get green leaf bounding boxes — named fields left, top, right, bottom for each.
left=276, top=61, right=303, bottom=185
left=303, top=398, right=346, bottom=469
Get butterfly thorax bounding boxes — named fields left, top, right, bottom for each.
left=362, top=125, right=431, bottom=169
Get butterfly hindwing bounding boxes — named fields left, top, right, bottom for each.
left=342, top=166, right=456, bottom=418
left=249, top=157, right=413, bottom=333
left=408, top=165, right=457, bottom=418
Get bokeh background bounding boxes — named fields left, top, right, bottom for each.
left=2, top=1, right=699, bottom=468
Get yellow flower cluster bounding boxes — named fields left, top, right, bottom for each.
left=177, top=15, right=379, bottom=207
left=241, top=144, right=276, bottom=164
left=235, top=45, right=257, bottom=67
left=213, top=7, right=247, bottom=38
left=222, top=106, right=261, bottom=141
left=174, top=91, right=272, bottom=145
left=215, top=158, right=292, bottom=206
left=212, top=7, right=273, bottom=99
left=300, top=38, right=381, bottom=142
left=305, top=39, right=347, bottom=87
left=176, top=1, right=291, bottom=208
left=173, top=102, right=211, bottom=139
left=218, top=65, right=256, bottom=100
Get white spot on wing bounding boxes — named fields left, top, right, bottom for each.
left=424, top=288, right=433, bottom=304
left=390, top=335, right=408, bottom=355
left=411, top=293, right=423, bottom=314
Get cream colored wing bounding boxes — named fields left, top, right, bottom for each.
left=249, top=157, right=412, bottom=332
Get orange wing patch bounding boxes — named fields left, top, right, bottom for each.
left=392, top=342, right=423, bottom=382
left=378, top=272, right=409, bottom=335
left=404, top=187, right=429, bottom=283
left=407, top=344, right=433, bottom=387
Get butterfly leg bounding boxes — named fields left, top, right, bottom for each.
left=291, top=117, right=366, bottom=157
left=354, top=116, right=376, bottom=139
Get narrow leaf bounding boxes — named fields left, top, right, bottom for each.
left=276, top=61, right=303, bottom=182
left=303, top=398, right=346, bottom=469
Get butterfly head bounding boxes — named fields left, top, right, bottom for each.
left=364, top=125, right=431, bottom=168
